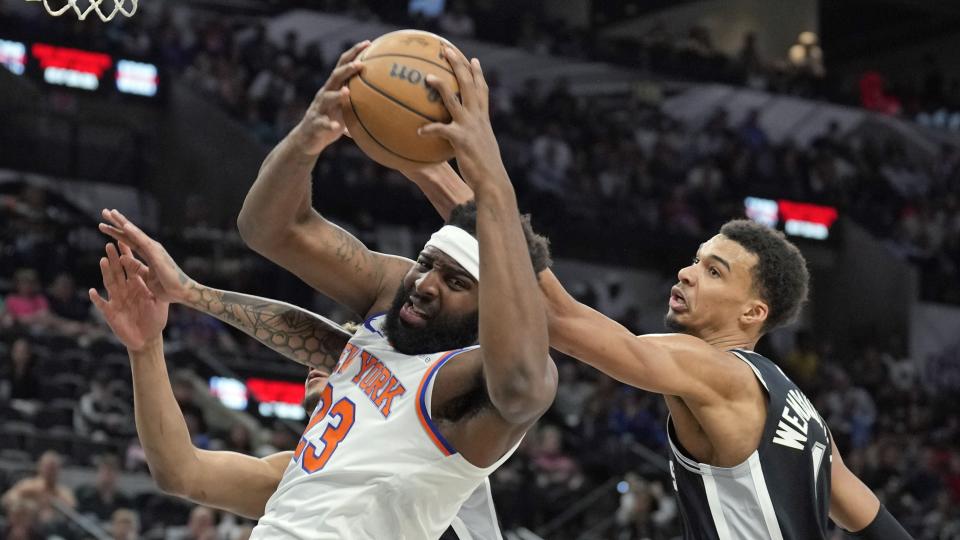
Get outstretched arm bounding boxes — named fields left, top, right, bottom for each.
left=99, top=209, right=351, bottom=372
left=539, top=270, right=748, bottom=402
left=128, top=339, right=291, bottom=518
left=236, top=40, right=410, bottom=318
left=89, top=243, right=290, bottom=519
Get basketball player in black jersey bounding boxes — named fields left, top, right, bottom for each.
left=542, top=226, right=913, bottom=539
left=406, top=166, right=913, bottom=538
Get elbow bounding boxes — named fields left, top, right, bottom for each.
left=489, top=359, right=558, bottom=425
left=236, top=211, right=265, bottom=250
left=151, top=469, right=189, bottom=498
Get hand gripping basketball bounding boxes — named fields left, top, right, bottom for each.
left=291, top=40, right=370, bottom=156
left=419, top=47, right=507, bottom=192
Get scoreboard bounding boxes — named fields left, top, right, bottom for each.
left=745, top=196, right=840, bottom=241
left=0, top=36, right=161, bottom=99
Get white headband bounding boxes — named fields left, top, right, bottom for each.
left=424, top=225, right=480, bottom=281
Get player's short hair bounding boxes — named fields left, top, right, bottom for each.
left=446, top=201, right=552, bottom=274
left=720, top=220, right=809, bottom=332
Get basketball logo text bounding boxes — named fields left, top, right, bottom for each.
left=389, top=63, right=442, bottom=103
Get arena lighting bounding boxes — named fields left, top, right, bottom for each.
left=210, top=376, right=307, bottom=420
left=0, top=39, right=27, bottom=75
left=744, top=197, right=839, bottom=240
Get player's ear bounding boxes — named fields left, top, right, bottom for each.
left=740, top=299, right=768, bottom=328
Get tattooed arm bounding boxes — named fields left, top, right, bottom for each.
left=181, top=282, right=350, bottom=372
left=98, top=209, right=351, bottom=371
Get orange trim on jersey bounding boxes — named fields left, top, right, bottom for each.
left=416, top=349, right=468, bottom=457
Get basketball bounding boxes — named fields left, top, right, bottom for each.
left=342, top=29, right=461, bottom=171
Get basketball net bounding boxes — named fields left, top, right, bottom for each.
left=25, top=0, right=138, bottom=21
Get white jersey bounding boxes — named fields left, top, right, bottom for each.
left=252, top=314, right=517, bottom=540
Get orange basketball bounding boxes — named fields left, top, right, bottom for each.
left=342, top=30, right=461, bottom=171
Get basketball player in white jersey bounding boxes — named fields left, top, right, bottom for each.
left=93, top=42, right=556, bottom=540
left=88, top=242, right=501, bottom=539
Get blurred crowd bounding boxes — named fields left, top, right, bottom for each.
left=1, top=1, right=959, bottom=539
left=18, top=0, right=946, bottom=303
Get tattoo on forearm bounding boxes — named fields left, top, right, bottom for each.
left=184, top=284, right=350, bottom=371
left=331, top=227, right=378, bottom=279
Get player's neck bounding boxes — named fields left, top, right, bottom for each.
left=699, top=329, right=757, bottom=351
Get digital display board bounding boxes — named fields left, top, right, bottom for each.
left=745, top=197, right=839, bottom=241
left=210, top=376, right=307, bottom=421
left=0, top=36, right=160, bottom=99
left=0, top=39, right=27, bottom=75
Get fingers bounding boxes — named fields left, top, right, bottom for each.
left=418, top=122, right=455, bottom=141
left=470, top=58, right=489, bottom=112
left=425, top=74, right=462, bottom=119
left=325, top=60, right=363, bottom=90
left=336, top=40, right=371, bottom=68
left=99, top=256, right=120, bottom=302
left=105, top=208, right=131, bottom=228
left=130, top=274, right=156, bottom=302
left=442, top=46, right=475, bottom=110
left=105, top=242, right=126, bottom=282
left=98, top=222, right=126, bottom=244
left=88, top=288, right=108, bottom=313
left=338, top=87, right=352, bottom=113
left=119, top=251, right=148, bottom=280
left=99, top=209, right=151, bottom=256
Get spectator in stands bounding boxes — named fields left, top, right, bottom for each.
left=166, top=505, right=217, bottom=540
left=47, top=273, right=90, bottom=322
left=438, top=0, right=475, bottom=39
left=614, top=473, right=677, bottom=539
left=109, top=508, right=139, bottom=540
left=784, top=330, right=819, bottom=385
left=531, top=425, right=583, bottom=493
left=223, top=423, right=254, bottom=454
left=1, top=496, right=44, bottom=540
left=75, top=372, right=132, bottom=442
left=1, top=451, right=76, bottom=524
left=737, top=32, right=767, bottom=89
left=552, top=361, right=595, bottom=427
left=529, top=123, right=573, bottom=196
left=76, top=455, right=131, bottom=523
left=4, top=269, right=50, bottom=326
left=3, top=337, right=41, bottom=401
left=738, top=109, right=768, bottom=150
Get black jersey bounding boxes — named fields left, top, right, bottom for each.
left=667, top=349, right=832, bottom=540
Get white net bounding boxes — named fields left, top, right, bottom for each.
left=25, top=0, right=138, bottom=21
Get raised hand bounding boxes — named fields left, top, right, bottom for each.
left=89, top=242, right=169, bottom=352
left=98, top=208, right=193, bottom=304
left=290, top=40, right=370, bottom=155
left=419, top=46, right=508, bottom=194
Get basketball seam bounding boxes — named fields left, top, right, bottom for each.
left=349, top=84, right=438, bottom=165
left=362, top=53, right=455, bottom=76
left=357, top=73, right=443, bottom=123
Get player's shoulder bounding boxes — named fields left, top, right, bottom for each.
left=642, top=333, right=742, bottom=365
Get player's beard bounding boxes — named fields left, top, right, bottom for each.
left=664, top=311, right=690, bottom=333
left=384, top=283, right=479, bottom=355
left=302, top=390, right=321, bottom=414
